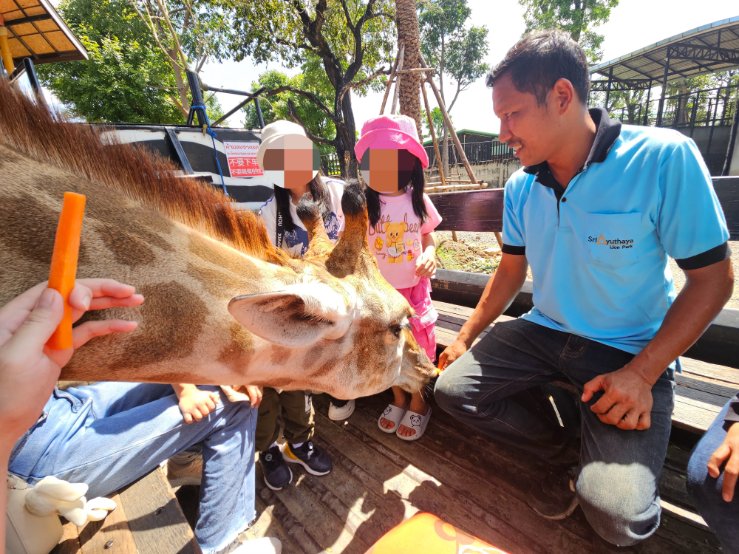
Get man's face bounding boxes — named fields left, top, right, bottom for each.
left=492, top=73, right=558, bottom=167
left=261, top=135, right=320, bottom=190
left=360, top=148, right=416, bottom=193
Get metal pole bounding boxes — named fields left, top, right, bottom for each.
left=657, top=51, right=670, bottom=127
left=643, top=80, right=653, bottom=125
left=254, top=97, right=265, bottom=128
left=721, top=97, right=739, bottom=176
left=186, top=69, right=206, bottom=126
left=605, top=67, right=613, bottom=111
left=23, top=58, right=46, bottom=108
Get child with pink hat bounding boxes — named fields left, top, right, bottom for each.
left=355, top=114, right=442, bottom=441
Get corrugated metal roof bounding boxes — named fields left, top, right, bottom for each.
left=590, top=16, right=739, bottom=84
left=1, top=0, right=86, bottom=67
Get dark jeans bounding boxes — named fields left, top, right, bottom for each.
left=434, top=318, right=675, bottom=547
left=687, top=400, right=739, bottom=553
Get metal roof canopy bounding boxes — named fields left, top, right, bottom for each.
left=0, top=0, right=86, bottom=68
left=590, top=16, right=739, bottom=93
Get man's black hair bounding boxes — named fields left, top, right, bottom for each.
left=486, top=30, right=590, bottom=105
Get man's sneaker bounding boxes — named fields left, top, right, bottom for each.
left=260, top=445, right=293, bottom=491
left=328, top=399, right=356, bottom=421
left=525, top=466, right=579, bottom=521
left=166, top=450, right=202, bottom=487
left=282, top=441, right=332, bottom=476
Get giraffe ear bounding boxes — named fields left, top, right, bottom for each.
left=228, top=283, right=355, bottom=347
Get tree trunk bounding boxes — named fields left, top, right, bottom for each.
left=395, top=0, right=422, bottom=137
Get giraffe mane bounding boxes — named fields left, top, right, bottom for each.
left=0, top=79, right=290, bottom=267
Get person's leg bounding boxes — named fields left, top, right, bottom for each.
left=255, top=388, right=281, bottom=453
left=281, top=391, right=332, bottom=475
left=194, top=397, right=258, bottom=553
left=687, top=400, right=739, bottom=551
left=560, top=336, right=675, bottom=546
left=280, top=390, right=314, bottom=445
left=434, top=319, right=571, bottom=460
left=9, top=383, right=259, bottom=552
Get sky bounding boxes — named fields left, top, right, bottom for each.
left=198, top=0, right=738, bottom=134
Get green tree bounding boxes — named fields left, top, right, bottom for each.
left=242, top=67, right=336, bottom=144
left=128, top=0, right=236, bottom=116
left=37, top=0, right=222, bottom=123
left=225, top=0, right=396, bottom=177
left=419, top=0, right=488, bottom=172
left=519, top=0, right=619, bottom=62
left=421, top=106, right=444, bottom=140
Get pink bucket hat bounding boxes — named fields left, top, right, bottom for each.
left=354, top=114, right=429, bottom=169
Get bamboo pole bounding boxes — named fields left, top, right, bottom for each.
left=421, top=82, right=446, bottom=189
left=420, top=54, right=477, bottom=185
left=379, top=46, right=403, bottom=115
left=390, top=44, right=405, bottom=115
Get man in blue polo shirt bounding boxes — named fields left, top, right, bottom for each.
left=434, top=30, right=734, bottom=546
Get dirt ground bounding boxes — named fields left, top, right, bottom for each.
left=436, top=231, right=739, bottom=309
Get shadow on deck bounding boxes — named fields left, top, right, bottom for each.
left=234, top=393, right=720, bottom=554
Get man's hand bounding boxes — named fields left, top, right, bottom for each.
left=177, top=386, right=220, bottom=424
left=437, top=339, right=469, bottom=371
left=707, top=422, right=739, bottom=502
left=581, top=366, right=654, bottom=430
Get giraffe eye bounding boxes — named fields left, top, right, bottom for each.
left=390, top=321, right=410, bottom=338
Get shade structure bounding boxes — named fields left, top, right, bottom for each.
left=0, top=0, right=86, bottom=70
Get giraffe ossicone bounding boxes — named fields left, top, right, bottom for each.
left=0, top=80, right=436, bottom=399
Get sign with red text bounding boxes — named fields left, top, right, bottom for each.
left=224, top=141, right=263, bottom=177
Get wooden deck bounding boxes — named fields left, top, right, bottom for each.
left=54, top=467, right=198, bottom=554
left=236, top=392, right=720, bottom=553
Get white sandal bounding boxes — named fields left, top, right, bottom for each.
left=378, top=403, right=406, bottom=433
left=396, top=407, right=432, bottom=441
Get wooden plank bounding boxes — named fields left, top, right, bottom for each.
left=77, top=493, right=138, bottom=554
left=430, top=189, right=504, bottom=233
left=116, top=467, right=199, bottom=554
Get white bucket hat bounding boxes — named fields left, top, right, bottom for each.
left=256, top=120, right=313, bottom=169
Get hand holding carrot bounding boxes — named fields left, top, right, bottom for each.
left=0, top=279, right=143, bottom=447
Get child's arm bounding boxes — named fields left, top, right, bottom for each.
left=415, top=232, right=437, bottom=277
left=172, top=384, right=220, bottom=424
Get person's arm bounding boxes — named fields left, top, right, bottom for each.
left=438, top=252, right=528, bottom=369
left=0, top=279, right=142, bottom=548
left=708, top=403, right=739, bottom=502
left=583, top=258, right=734, bottom=430
left=172, top=384, right=220, bottom=424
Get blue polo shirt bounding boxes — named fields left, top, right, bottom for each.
left=502, top=108, right=730, bottom=355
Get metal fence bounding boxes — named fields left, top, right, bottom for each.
left=424, top=139, right=516, bottom=167
left=603, top=84, right=738, bottom=129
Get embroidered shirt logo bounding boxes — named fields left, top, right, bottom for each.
left=588, top=234, right=634, bottom=250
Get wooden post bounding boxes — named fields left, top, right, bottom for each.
left=390, top=44, right=405, bottom=115
left=421, top=81, right=446, bottom=189
left=380, top=46, right=403, bottom=115
left=420, top=55, right=477, bottom=185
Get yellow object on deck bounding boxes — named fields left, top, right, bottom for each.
left=367, top=512, right=507, bottom=554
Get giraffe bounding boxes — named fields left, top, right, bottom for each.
left=0, top=79, right=436, bottom=400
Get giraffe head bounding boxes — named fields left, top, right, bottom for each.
left=0, top=80, right=435, bottom=399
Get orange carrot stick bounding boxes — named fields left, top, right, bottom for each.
left=47, top=192, right=86, bottom=350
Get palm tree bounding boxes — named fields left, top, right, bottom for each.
left=395, top=0, right=422, bottom=136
